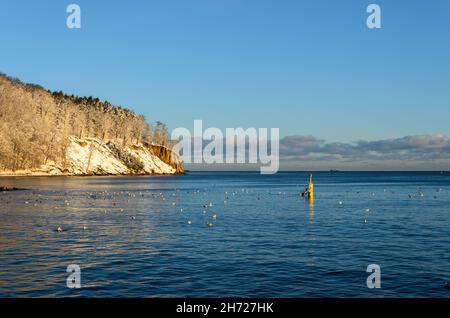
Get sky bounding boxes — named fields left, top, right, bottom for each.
left=1, top=0, right=450, bottom=170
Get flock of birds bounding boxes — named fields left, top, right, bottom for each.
left=0, top=184, right=449, bottom=291
left=0, top=187, right=233, bottom=233
left=333, top=187, right=445, bottom=224
left=0, top=185, right=445, bottom=233
left=0, top=186, right=286, bottom=235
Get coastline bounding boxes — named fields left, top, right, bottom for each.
left=0, top=171, right=184, bottom=178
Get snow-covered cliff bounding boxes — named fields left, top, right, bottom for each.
left=0, top=136, right=183, bottom=176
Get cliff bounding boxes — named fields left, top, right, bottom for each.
left=0, top=136, right=183, bottom=176
left=0, top=72, right=183, bottom=176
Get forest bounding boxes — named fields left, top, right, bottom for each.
left=0, top=73, right=171, bottom=171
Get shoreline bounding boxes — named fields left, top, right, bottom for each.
left=0, top=172, right=185, bottom=178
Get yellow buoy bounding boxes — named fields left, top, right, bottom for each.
left=307, top=174, right=314, bottom=200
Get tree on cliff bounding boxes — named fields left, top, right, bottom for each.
left=153, top=121, right=170, bottom=146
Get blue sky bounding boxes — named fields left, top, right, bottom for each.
left=1, top=0, right=450, bottom=169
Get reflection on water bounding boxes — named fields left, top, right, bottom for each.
left=0, top=172, right=450, bottom=297
left=308, top=197, right=315, bottom=224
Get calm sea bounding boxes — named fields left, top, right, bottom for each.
left=0, top=171, right=449, bottom=297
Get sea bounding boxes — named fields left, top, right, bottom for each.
left=0, top=171, right=449, bottom=297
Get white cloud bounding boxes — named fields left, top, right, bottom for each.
left=279, top=133, right=450, bottom=170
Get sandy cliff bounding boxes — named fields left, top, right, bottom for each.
left=0, top=136, right=183, bottom=176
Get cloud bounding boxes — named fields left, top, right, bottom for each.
left=279, top=133, right=450, bottom=170
left=355, top=134, right=450, bottom=152
left=177, top=133, right=450, bottom=171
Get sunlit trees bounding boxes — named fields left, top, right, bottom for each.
left=153, top=121, right=169, bottom=146
left=0, top=73, right=172, bottom=171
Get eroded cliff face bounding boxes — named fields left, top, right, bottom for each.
left=0, top=136, right=183, bottom=176
left=148, top=144, right=184, bottom=175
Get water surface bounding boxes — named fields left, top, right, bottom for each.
left=0, top=172, right=449, bottom=297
